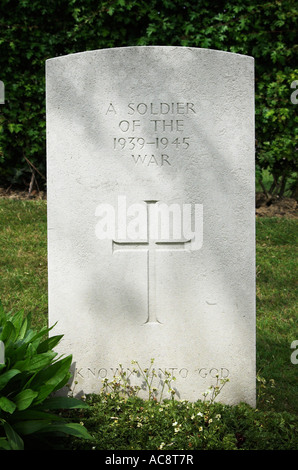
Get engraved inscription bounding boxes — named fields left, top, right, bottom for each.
left=106, top=101, right=196, bottom=167
left=75, top=366, right=230, bottom=380
left=126, top=102, right=196, bottom=115
left=113, top=137, right=190, bottom=150
left=131, top=154, right=171, bottom=166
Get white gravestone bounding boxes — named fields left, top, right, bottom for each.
left=0, top=80, right=4, bottom=104
left=46, top=46, right=255, bottom=405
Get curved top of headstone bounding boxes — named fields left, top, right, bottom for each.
left=47, top=45, right=254, bottom=63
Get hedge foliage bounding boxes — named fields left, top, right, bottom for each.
left=0, top=0, right=297, bottom=194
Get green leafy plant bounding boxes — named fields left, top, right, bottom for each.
left=202, top=374, right=230, bottom=405
left=68, top=391, right=298, bottom=450
left=101, top=358, right=177, bottom=402
left=0, top=301, right=92, bottom=450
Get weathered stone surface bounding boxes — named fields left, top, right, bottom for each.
left=46, top=47, right=255, bottom=405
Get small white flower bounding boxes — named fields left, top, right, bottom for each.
left=172, top=421, right=178, bottom=426
left=197, top=412, right=203, bottom=417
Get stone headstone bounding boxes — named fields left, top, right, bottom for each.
left=0, top=340, right=5, bottom=364
left=46, top=46, right=255, bottom=405
left=0, top=81, right=4, bottom=104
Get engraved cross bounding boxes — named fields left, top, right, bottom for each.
left=112, top=200, right=191, bottom=324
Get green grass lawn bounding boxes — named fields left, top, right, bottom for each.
left=0, top=198, right=48, bottom=330
left=0, top=197, right=297, bottom=450
left=256, top=218, right=297, bottom=414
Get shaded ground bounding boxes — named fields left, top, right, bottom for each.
left=0, top=188, right=297, bottom=218
left=255, top=192, right=298, bottom=219
left=0, top=187, right=46, bottom=200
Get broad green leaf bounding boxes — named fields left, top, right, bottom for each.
left=3, top=422, right=24, bottom=450
left=23, top=327, right=40, bottom=344
left=51, top=370, right=72, bottom=395
left=4, top=342, right=27, bottom=365
left=41, top=396, right=89, bottom=410
left=0, top=369, right=20, bottom=391
left=0, top=321, right=15, bottom=343
left=0, top=437, right=11, bottom=450
left=14, top=389, right=38, bottom=411
left=23, top=322, right=57, bottom=346
left=0, top=396, right=16, bottom=414
left=40, top=422, right=92, bottom=439
left=10, top=409, right=63, bottom=422
left=32, top=355, right=72, bottom=404
left=14, top=351, right=57, bottom=373
left=19, top=316, right=29, bottom=339
left=10, top=310, right=25, bottom=334
left=13, top=419, right=52, bottom=436
left=36, top=334, right=64, bottom=354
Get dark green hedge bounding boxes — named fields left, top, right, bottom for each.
left=0, top=0, right=297, bottom=194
